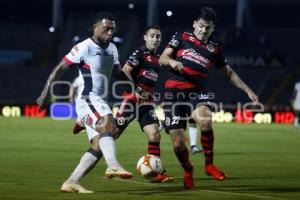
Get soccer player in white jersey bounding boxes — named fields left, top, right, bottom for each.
left=37, top=12, right=132, bottom=194
left=292, top=81, right=300, bottom=128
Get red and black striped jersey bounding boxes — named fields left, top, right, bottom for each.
left=125, top=46, right=160, bottom=94
left=165, top=32, right=227, bottom=92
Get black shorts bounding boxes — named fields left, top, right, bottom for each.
left=188, top=118, right=196, bottom=124
left=163, top=91, right=214, bottom=133
left=115, top=100, right=159, bottom=131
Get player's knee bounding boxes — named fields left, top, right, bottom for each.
left=170, top=129, right=185, bottom=149
left=114, top=128, right=124, bottom=140
left=90, top=135, right=100, bottom=150
left=147, top=131, right=161, bottom=142
left=95, top=115, right=116, bottom=133
left=199, top=119, right=212, bottom=131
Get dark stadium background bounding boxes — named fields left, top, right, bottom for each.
left=0, top=0, right=299, bottom=123
left=1, top=1, right=300, bottom=200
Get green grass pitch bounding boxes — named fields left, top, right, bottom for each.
left=0, top=117, right=300, bottom=200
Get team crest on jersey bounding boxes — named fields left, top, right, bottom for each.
left=71, top=45, right=79, bottom=56
left=207, top=44, right=215, bottom=52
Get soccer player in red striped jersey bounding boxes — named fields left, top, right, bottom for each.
left=159, top=7, right=258, bottom=189
left=114, top=25, right=174, bottom=183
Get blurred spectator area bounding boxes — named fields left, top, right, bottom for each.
left=0, top=0, right=299, bottom=106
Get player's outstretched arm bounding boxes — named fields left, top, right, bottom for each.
left=159, top=48, right=183, bottom=73
left=36, top=59, right=69, bottom=111
left=122, top=64, right=134, bottom=81
left=219, top=65, right=259, bottom=103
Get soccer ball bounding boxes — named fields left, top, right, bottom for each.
left=136, top=154, right=163, bottom=176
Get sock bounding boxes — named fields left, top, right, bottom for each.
left=188, top=127, right=198, bottom=147
left=82, top=149, right=102, bottom=177
left=68, top=149, right=102, bottom=182
left=201, top=129, right=214, bottom=166
left=99, top=132, right=120, bottom=168
left=147, top=142, right=160, bottom=157
left=158, top=121, right=164, bottom=131
left=174, top=147, right=193, bottom=172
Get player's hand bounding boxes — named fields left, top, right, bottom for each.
left=135, top=87, right=151, bottom=101
left=169, top=60, right=184, bottom=73
left=36, top=93, right=47, bottom=112
left=247, top=90, right=259, bottom=103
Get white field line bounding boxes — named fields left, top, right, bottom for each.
left=101, top=177, right=291, bottom=200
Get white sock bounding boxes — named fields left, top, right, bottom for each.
left=99, top=134, right=120, bottom=168
left=68, top=152, right=98, bottom=182
left=189, top=127, right=198, bottom=147
left=295, top=117, right=299, bottom=127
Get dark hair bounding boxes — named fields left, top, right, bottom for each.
left=195, top=7, right=217, bottom=23
left=93, top=12, right=115, bottom=24
left=89, top=12, right=115, bottom=36
left=144, top=25, right=161, bottom=35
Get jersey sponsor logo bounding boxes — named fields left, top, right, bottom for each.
left=197, top=93, right=210, bottom=100
left=95, top=50, right=112, bottom=56
left=141, top=70, right=158, bottom=81
left=180, top=48, right=210, bottom=67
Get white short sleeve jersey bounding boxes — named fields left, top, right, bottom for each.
left=64, top=38, right=119, bottom=100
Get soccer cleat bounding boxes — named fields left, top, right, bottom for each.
left=61, top=181, right=93, bottom=193
left=205, top=164, right=226, bottom=181
left=152, top=173, right=174, bottom=183
left=191, top=145, right=203, bottom=154
left=105, top=166, right=133, bottom=179
left=183, top=166, right=194, bottom=190
left=72, top=122, right=86, bottom=134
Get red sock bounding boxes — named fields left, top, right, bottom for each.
left=201, top=129, right=214, bottom=166
left=174, top=147, right=193, bottom=172
left=148, top=142, right=160, bottom=157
